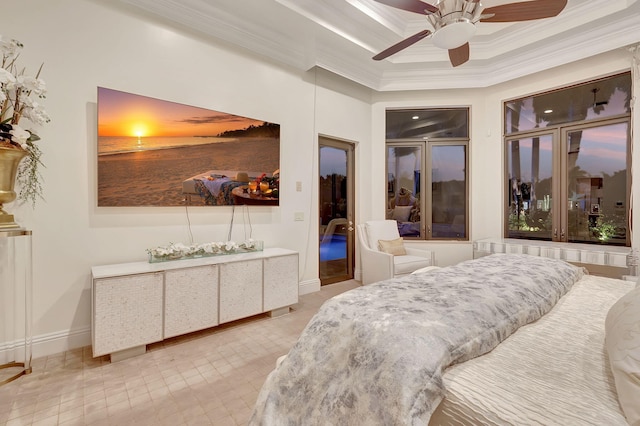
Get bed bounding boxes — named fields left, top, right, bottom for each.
left=429, top=273, right=637, bottom=425
left=249, top=253, right=640, bottom=426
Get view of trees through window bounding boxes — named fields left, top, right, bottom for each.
left=505, top=72, right=631, bottom=246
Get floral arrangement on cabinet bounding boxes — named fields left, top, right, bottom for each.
left=0, top=35, right=49, bottom=206
left=147, top=239, right=263, bottom=263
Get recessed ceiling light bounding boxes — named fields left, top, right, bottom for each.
left=544, top=109, right=553, bottom=114
left=412, top=115, right=419, bottom=120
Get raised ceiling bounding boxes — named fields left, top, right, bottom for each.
left=118, top=0, right=640, bottom=91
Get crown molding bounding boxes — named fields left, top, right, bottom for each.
left=119, top=0, right=640, bottom=91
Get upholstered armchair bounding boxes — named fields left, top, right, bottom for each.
left=356, top=220, right=435, bottom=285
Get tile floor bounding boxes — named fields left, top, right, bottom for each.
left=0, top=280, right=360, bottom=426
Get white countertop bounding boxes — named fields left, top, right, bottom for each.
left=92, top=247, right=297, bottom=279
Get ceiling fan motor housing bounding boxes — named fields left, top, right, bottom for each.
left=428, top=0, right=484, bottom=49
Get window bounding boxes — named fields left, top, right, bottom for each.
left=505, top=73, right=631, bottom=246
left=386, top=108, right=469, bottom=240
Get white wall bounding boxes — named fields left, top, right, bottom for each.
left=372, top=47, right=638, bottom=267
left=1, top=0, right=373, bottom=357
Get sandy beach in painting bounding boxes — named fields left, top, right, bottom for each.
left=97, top=138, right=279, bottom=206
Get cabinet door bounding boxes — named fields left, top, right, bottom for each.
left=264, top=254, right=299, bottom=311
left=92, top=272, right=163, bottom=357
left=164, top=265, right=219, bottom=338
left=219, top=259, right=262, bottom=323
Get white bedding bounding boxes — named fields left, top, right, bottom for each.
left=430, top=274, right=634, bottom=426
left=250, top=254, right=583, bottom=425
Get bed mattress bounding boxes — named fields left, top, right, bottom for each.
left=430, top=274, right=634, bottom=426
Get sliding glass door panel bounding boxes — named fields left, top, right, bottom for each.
left=506, top=134, right=554, bottom=240
left=564, top=122, right=629, bottom=245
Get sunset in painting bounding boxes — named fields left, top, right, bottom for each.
left=97, top=87, right=280, bottom=207
left=97, top=87, right=271, bottom=153
left=98, top=88, right=260, bottom=137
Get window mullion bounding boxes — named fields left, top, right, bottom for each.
left=555, top=128, right=565, bottom=242
left=424, top=142, right=431, bottom=239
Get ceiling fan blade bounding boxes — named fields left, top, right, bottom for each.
left=480, top=0, right=567, bottom=22
left=448, top=43, right=470, bottom=67
left=373, top=29, right=432, bottom=61
left=373, top=0, right=438, bottom=15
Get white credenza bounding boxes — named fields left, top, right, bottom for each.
left=91, top=248, right=298, bottom=361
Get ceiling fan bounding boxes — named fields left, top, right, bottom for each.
left=372, top=0, right=568, bottom=67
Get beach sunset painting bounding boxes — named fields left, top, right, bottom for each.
left=97, top=87, right=280, bottom=206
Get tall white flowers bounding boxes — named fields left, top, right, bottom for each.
left=0, top=35, right=49, bottom=145
left=0, top=35, right=50, bottom=207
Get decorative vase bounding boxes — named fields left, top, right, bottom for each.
left=0, top=146, right=27, bottom=229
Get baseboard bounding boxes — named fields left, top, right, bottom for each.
left=0, top=326, right=92, bottom=360
left=299, top=278, right=320, bottom=295
left=33, top=326, right=92, bottom=358
left=1, top=280, right=323, bottom=360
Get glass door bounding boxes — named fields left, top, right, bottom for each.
left=563, top=121, right=629, bottom=245
left=387, top=144, right=423, bottom=238
left=319, top=137, right=354, bottom=285
left=505, top=132, right=556, bottom=241
left=505, top=122, right=630, bottom=246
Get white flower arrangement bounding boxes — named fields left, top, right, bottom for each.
left=147, top=239, right=263, bottom=262
left=0, top=35, right=50, bottom=206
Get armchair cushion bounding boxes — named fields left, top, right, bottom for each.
left=378, top=238, right=407, bottom=256
left=394, top=255, right=433, bottom=276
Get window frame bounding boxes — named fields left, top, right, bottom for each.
left=502, top=77, right=632, bottom=246
left=385, top=107, right=470, bottom=241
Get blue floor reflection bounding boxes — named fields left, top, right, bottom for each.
left=320, top=235, right=346, bottom=261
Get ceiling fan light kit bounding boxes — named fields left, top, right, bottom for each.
left=431, top=18, right=476, bottom=49
left=373, top=0, right=568, bottom=66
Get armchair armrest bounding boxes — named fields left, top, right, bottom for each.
left=360, top=245, right=394, bottom=285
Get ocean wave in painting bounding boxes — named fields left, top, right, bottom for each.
left=98, top=136, right=239, bottom=156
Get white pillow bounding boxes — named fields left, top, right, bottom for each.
left=605, top=286, right=640, bottom=425
left=378, top=238, right=406, bottom=256
left=391, top=205, right=412, bottom=222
